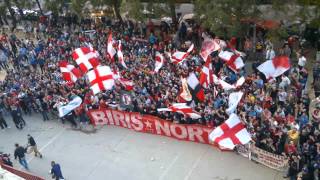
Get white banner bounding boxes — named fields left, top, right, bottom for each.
left=58, top=96, right=82, bottom=117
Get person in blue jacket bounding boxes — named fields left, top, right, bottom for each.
left=50, top=161, right=64, bottom=180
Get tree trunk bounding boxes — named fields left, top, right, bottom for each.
left=4, top=0, right=17, bottom=31
left=36, top=0, right=44, bottom=15
left=169, top=1, right=177, bottom=27
left=113, top=0, right=123, bottom=24
left=0, top=15, right=3, bottom=26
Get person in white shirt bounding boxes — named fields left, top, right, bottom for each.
left=265, top=45, right=275, bottom=61
left=297, top=52, right=306, bottom=68
left=279, top=75, right=291, bottom=90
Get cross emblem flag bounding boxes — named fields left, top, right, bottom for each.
left=208, top=113, right=251, bottom=150
left=87, top=66, right=115, bottom=95
left=72, top=47, right=100, bottom=73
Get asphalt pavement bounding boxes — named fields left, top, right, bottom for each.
left=0, top=113, right=282, bottom=180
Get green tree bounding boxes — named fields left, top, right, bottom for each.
left=194, top=0, right=260, bottom=39
left=35, top=0, right=44, bottom=15
left=70, top=0, right=87, bottom=17
left=121, top=0, right=171, bottom=22
left=121, top=0, right=145, bottom=21
left=91, top=0, right=124, bottom=23
left=4, top=0, right=17, bottom=31
left=44, top=0, right=65, bottom=16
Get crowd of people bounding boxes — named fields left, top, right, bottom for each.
left=0, top=16, right=318, bottom=180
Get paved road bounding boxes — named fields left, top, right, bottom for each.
left=0, top=113, right=282, bottom=180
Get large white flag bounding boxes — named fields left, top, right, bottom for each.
left=58, top=96, right=82, bottom=117
left=209, top=113, right=251, bottom=150
left=226, top=91, right=243, bottom=115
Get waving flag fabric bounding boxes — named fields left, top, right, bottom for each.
left=200, top=38, right=223, bottom=61
left=218, top=77, right=245, bottom=91
left=58, top=96, right=82, bottom=117
left=257, top=56, right=290, bottom=79
left=87, top=66, right=115, bottom=94
left=117, top=40, right=127, bottom=69
left=199, top=57, right=214, bottom=88
left=154, top=52, right=164, bottom=73
left=59, top=61, right=82, bottom=83
left=118, top=78, right=134, bottom=91
left=107, top=33, right=116, bottom=60
left=209, top=113, right=251, bottom=150
left=226, top=91, right=244, bottom=115
left=72, top=47, right=100, bottom=73
left=171, top=44, right=194, bottom=64
left=157, top=103, right=201, bottom=119
left=187, top=72, right=205, bottom=102
left=179, top=77, right=192, bottom=102
left=218, top=51, right=244, bottom=72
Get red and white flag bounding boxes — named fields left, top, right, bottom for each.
left=187, top=72, right=205, bottom=102
left=257, top=56, right=290, bottom=79
left=112, top=68, right=120, bottom=80
left=218, top=77, right=245, bottom=91
left=226, top=91, right=244, bottom=115
left=72, top=47, right=100, bottom=73
left=157, top=103, right=201, bottom=119
left=171, top=44, right=194, bottom=64
left=87, top=66, right=115, bottom=95
left=199, top=57, right=214, bottom=88
left=179, top=77, right=192, bottom=102
left=59, top=61, right=82, bottom=82
left=218, top=51, right=244, bottom=72
left=107, top=33, right=116, bottom=60
left=117, top=40, right=127, bottom=69
left=118, top=78, right=134, bottom=91
left=154, top=52, right=164, bottom=73
left=200, top=38, right=223, bottom=61
left=209, top=113, right=251, bottom=150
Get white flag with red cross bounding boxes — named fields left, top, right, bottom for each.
left=59, top=61, right=83, bottom=83
left=87, top=66, right=115, bottom=95
left=218, top=51, right=244, bottom=73
left=72, top=47, right=100, bottom=73
left=171, top=44, right=194, bottom=64
left=209, top=113, right=251, bottom=150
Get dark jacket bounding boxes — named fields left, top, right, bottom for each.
left=14, top=146, right=26, bottom=160
left=28, top=136, right=36, bottom=146
left=51, top=163, right=64, bottom=180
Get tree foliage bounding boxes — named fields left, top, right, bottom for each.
left=44, top=0, right=66, bottom=15
left=194, top=0, right=260, bottom=38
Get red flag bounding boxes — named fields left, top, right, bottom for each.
left=199, top=57, right=214, bottom=88
left=107, top=33, right=116, bottom=60
left=187, top=72, right=205, bottom=102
